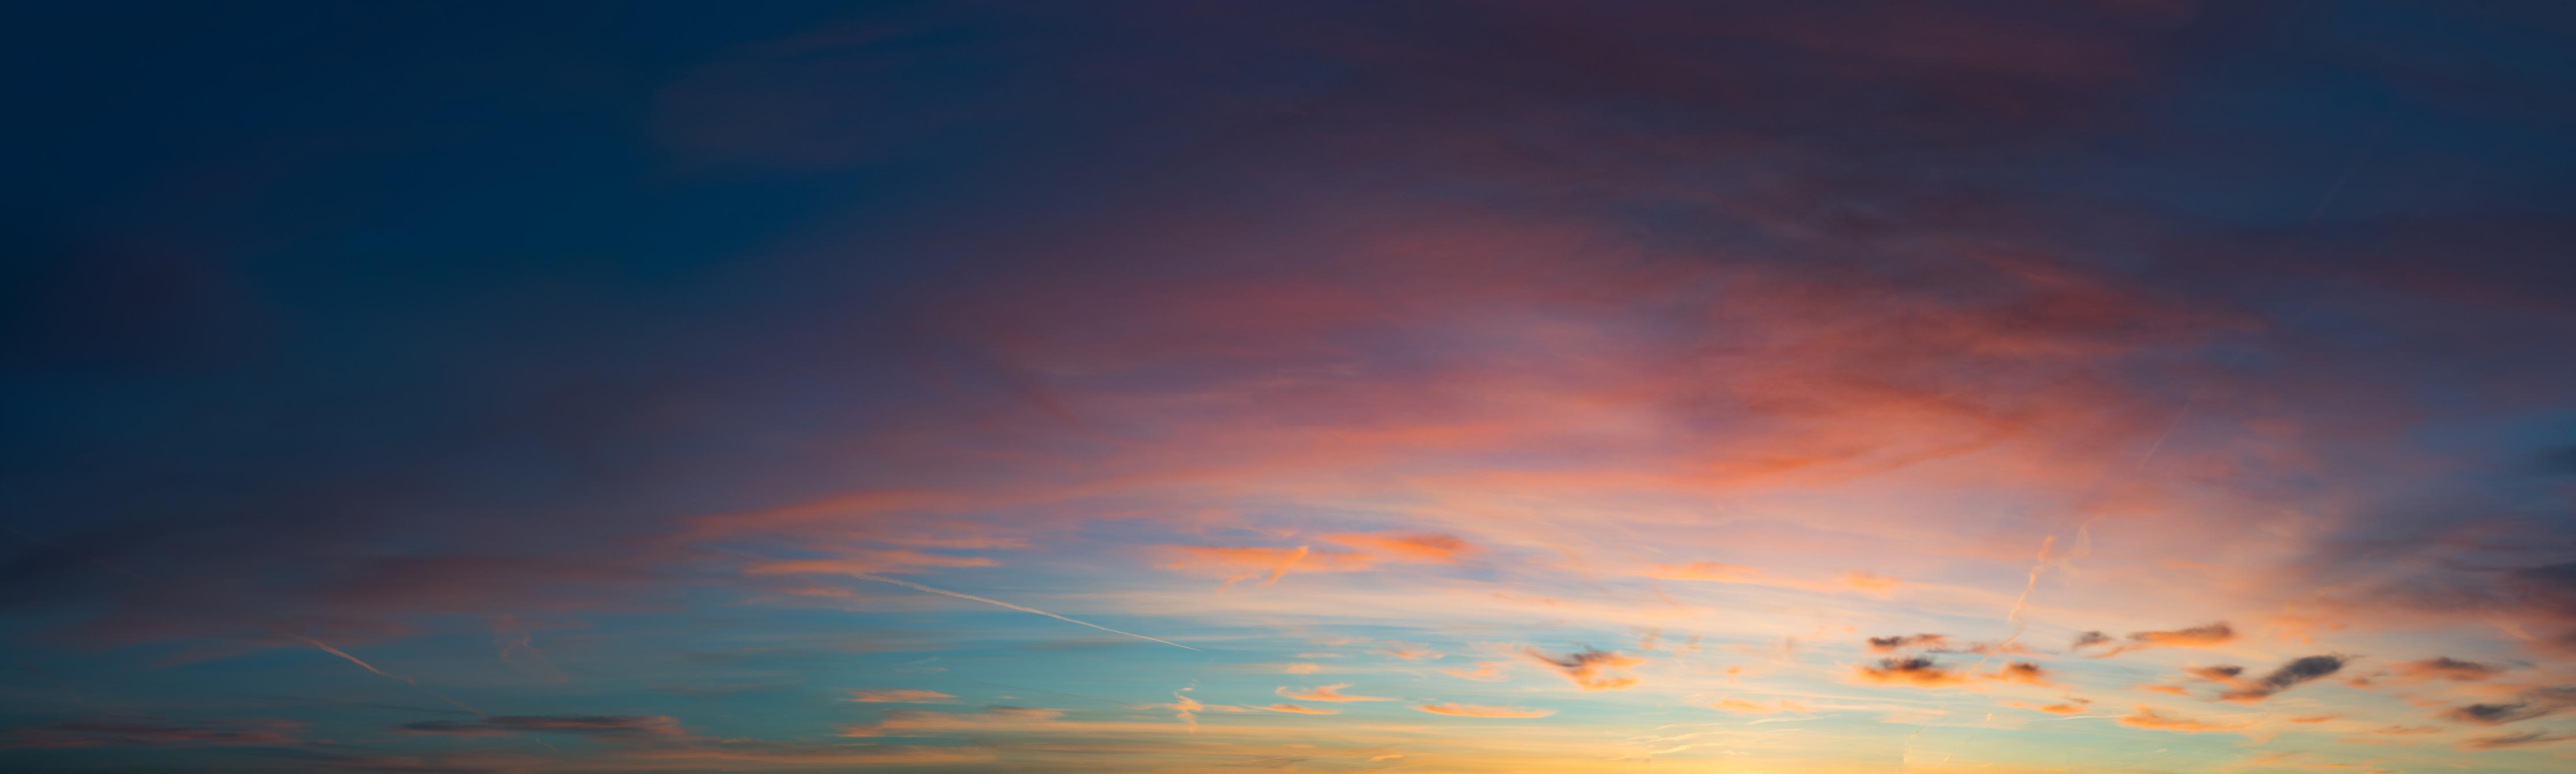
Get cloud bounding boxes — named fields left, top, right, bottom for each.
left=1275, top=684, right=1396, bottom=702
left=1442, top=662, right=1509, bottom=682
left=1, top=718, right=304, bottom=749
left=2461, top=731, right=2576, bottom=750
left=1285, top=662, right=1321, bottom=675
left=1840, top=571, right=1902, bottom=592
left=2391, top=657, right=2503, bottom=683
left=1160, top=545, right=1373, bottom=589
left=1854, top=657, right=2052, bottom=688
left=2118, top=707, right=2249, bottom=733
left=2209, top=655, right=2349, bottom=703
left=1318, top=532, right=1472, bottom=563
left=1415, top=702, right=1555, bottom=718
left=1377, top=641, right=1444, bottom=660
left=1260, top=703, right=1339, bottom=715
left=2074, top=623, right=2234, bottom=656
left=1645, top=561, right=1762, bottom=582
left=849, top=689, right=957, bottom=704
left=1523, top=647, right=1645, bottom=690
left=2439, top=686, right=2576, bottom=726
left=2005, top=698, right=2092, bottom=715
left=1866, top=633, right=1949, bottom=653
left=1711, top=698, right=1808, bottom=714
left=397, top=715, right=685, bottom=739
left=744, top=550, right=998, bottom=577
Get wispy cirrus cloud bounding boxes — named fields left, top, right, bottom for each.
left=2117, top=707, right=2249, bottom=733
left=1523, top=647, right=1645, bottom=691
left=1275, top=684, right=1395, bottom=703
left=1415, top=702, right=1554, bottom=719
left=848, top=689, right=957, bottom=704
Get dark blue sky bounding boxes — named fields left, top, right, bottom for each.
left=6, top=2, right=2576, bottom=772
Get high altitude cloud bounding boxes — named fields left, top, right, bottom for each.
left=1442, top=662, right=1509, bottom=682
left=2006, top=698, right=2093, bottom=715
left=1275, top=684, right=1396, bottom=702
left=1160, top=546, right=1374, bottom=589
left=1318, top=532, right=1471, bottom=563
left=1523, top=647, right=1645, bottom=690
left=2118, top=707, right=2249, bottom=733
left=1645, top=561, right=1761, bottom=583
left=1260, top=704, right=1338, bottom=715
left=1415, top=702, right=1555, bottom=719
left=1711, top=698, right=1808, bottom=715
left=1855, top=657, right=2052, bottom=688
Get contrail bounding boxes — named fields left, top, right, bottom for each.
left=290, top=635, right=489, bottom=717
left=849, top=574, right=1200, bottom=651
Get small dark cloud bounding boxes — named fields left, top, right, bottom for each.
left=396, top=715, right=683, bottom=739
left=2393, top=656, right=2503, bottom=682
left=2076, top=623, right=2234, bottom=656
left=2217, top=655, right=2348, bottom=702
left=1855, top=657, right=2050, bottom=688
left=2462, top=731, right=2576, bottom=750
left=2, top=716, right=304, bottom=749
left=2439, top=686, right=2576, bottom=726
left=1866, top=633, right=1948, bottom=653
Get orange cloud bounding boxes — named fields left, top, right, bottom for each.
left=1841, top=571, right=1902, bottom=592
left=2391, top=657, right=2502, bottom=683
left=1284, top=662, right=1321, bottom=674
left=1645, top=561, right=1761, bottom=582
left=1415, top=702, right=1555, bottom=718
left=1524, top=647, right=1645, bottom=690
left=1319, top=532, right=1471, bottom=563
left=1260, top=703, right=1338, bottom=715
left=2118, top=706, right=2248, bottom=733
left=1442, top=662, right=1509, bottom=682
left=1377, top=641, right=1444, bottom=660
left=1711, top=698, right=1808, bottom=714
left=1854, top=657, right=2052, bottom=688
left=1275, top=684, right=1395, bottom=703
left=2006, top=698, right=2092, bottom=715
left=1160, top=545, right=1373, bottom=589
left=2075, top=623, right=2236, bottom=657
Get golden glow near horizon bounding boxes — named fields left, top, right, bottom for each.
left=9, top=2, right=2576, bottom=772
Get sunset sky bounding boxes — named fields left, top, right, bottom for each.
left=8, top=2, right=2576, bottom=772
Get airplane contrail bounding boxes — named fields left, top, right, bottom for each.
left=849, top=574, right=1200, bottom=651
left=290, top=635, right=489, bottom=717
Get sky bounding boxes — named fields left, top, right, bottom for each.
left=6, top=1, right=2576, bottom=772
